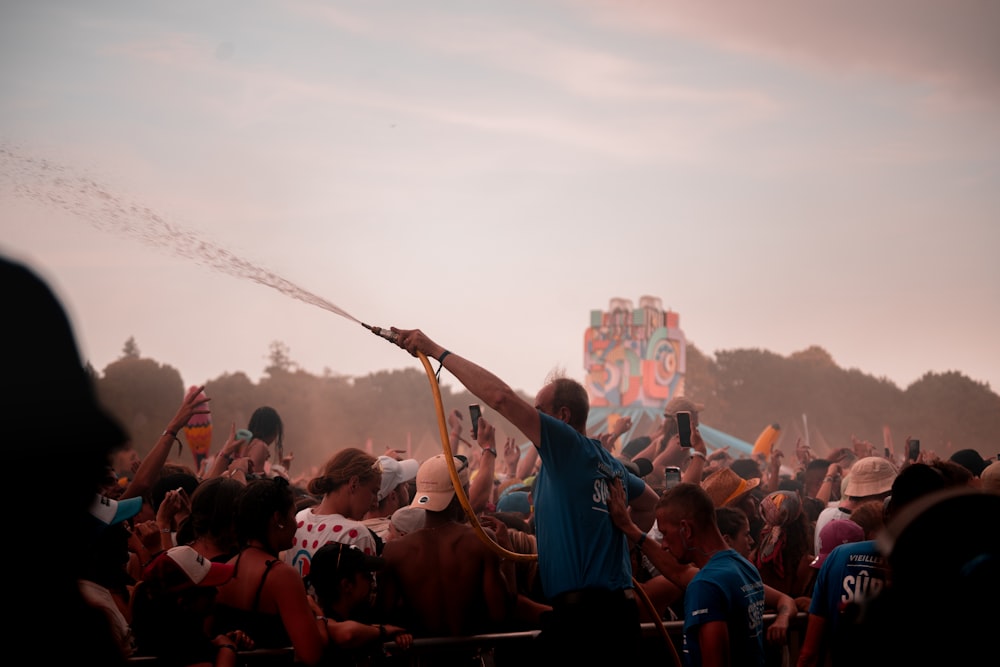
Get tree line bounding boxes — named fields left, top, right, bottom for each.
left=93, top=338, right=1000, bottom=476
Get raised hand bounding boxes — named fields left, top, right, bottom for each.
left=502, top=437, right=520, bottom=470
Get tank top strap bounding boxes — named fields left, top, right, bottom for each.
left=252, top=558, right=280, bottom=612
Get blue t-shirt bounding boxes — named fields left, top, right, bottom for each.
left=533, top=412, right=645, bottom=599
left=683, top=549, right=766, bottom=667
left=808, top=540, right=887, bottom=645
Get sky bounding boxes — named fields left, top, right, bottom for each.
left=2, top=0, right=999, bottom=402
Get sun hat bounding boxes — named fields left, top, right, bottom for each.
left=701, top=467, right=761, bottom=507
left=981, top=460, right=1000, bottom=494
left=143, top=545, right=235, bottom=592
left=811, top=519, right=865, bottom=569
left=410, top=454, right=470, bottom=512
left=664, top=396, right=705, bottom=416
left=376, top=455, right=420, bottom=502
left=389, top=506, right=426, bottom=536
left=844, top=457, right=898, bottom=498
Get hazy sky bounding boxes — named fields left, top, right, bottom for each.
left=2, top=1, right=999, bottom=407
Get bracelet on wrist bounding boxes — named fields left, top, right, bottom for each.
left=483, top=448, right=497, bottom=457
left=823, top=476, right=835, bottom=483
left=636, top=532, right=648, bottom=548
left=141, top=550, right=164, bottom=567
left=690, top=450, right=706, bottom=460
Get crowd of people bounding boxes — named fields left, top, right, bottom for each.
left=10, top=254, right=999, bottom=667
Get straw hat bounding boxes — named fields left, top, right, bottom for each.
left=664, top=396, right=705, bottom=416
left=844, top=456, right=897, bottom=498
left=980, top=460, right=1000, bottom=494
left=701, top=467, right=761, bottom=507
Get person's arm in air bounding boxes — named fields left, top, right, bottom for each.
left=682, top=427, right=708, bottom=484
left=501, top=437, right=520, bottom=479
left=516, top=445, right=539, bottom=481
left=651, top=433, right=688, bottom=473
left=813, top=463, right=840, bottom=504
left=392, top=328, right=541, bottom=446
left=123, top=386, right=209, bottom=499
left=469, top=417, right=499, bottom=514
left=205, top=423, right=247, bottom=480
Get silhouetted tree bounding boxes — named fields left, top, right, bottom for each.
left=89, top=343, right=1000, bottom=475
left=121, top=336, right=140, bottom=359
left=264, top=340, right=294, bottom=376
left=97, top=357, right=185, bottom=458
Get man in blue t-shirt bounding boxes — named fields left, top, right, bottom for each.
left=797, top=540, right=889, bottom=666
left=656, top=483, right=766, bottom=667
left=389, top=327, right=659, bottom=665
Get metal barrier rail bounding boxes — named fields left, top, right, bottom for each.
left=127, top=613, right=809, bottom=666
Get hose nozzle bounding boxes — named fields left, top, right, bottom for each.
left=362, top=323, right=399, bottom=343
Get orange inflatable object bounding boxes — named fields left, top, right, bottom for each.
left=183, top=387, right=212, bottom=468
left=751, top=423, right=781, bottom=457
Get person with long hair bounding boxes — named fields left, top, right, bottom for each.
left=241, top=406, right=285, bottom=474
left=176, top=477, right=244, bottom=562
left=212, top=478, right=328, bottom=666
left=284, top=448, right=382, bottom=577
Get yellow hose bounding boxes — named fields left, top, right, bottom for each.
left=633, top=579, right=683, bottom=667
left=416, top=351, right=536, bottom=563
left=414, top=350, right=676, bottom=660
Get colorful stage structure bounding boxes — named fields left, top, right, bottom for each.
left=584, top=296, right=753, bottom=456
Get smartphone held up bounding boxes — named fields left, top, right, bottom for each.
left=676, top=411, right=692, bottom=448
left=469, top=404, right=482, bottom=439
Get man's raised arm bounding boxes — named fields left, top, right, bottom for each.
left=392, top=327, right=541, bottom=446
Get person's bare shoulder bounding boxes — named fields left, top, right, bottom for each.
left=267, top=560, right=307, bottom=589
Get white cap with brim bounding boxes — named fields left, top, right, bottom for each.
left=90, top=494, right=143, bottom=526
left=377, top=456, right=420, bottom=502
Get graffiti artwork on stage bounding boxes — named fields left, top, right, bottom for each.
left=584, top=296, right=687, bottom=408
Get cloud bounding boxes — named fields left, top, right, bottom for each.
left=576, top=0, right=1000, bottom=109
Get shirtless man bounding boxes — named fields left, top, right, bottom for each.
left=378, top=453, right=514, bottom=637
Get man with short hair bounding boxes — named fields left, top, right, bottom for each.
left=390, top=328, right=658, bottom=664
left=378, top=453, right=513, bottom=638
left=657, top=483, right=766, bottom=667
left=362, top=452, right=420, bottom=549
